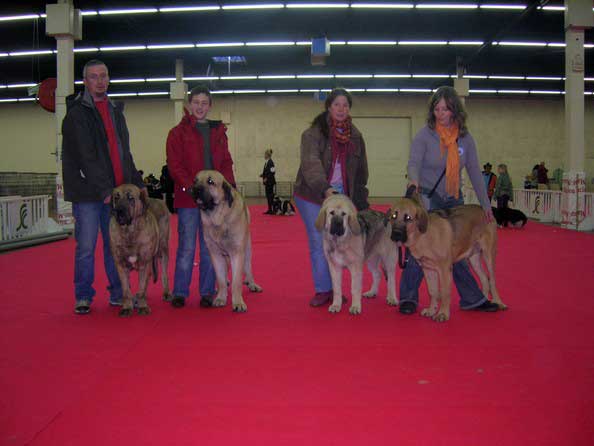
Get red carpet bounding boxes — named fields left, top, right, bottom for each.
left=1, top=205, right=594, bottom=446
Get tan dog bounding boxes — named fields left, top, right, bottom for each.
left=109, top=184, right=171, bottom=317
left=315, top=194, right=398, bottom=315
left=388, top=194, right=506, bottom=322
left=191, top=170, right=262, bottom=312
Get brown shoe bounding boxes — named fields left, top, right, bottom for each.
left=309, top=291, right=332, bottom=307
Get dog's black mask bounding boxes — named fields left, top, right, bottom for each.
left=111, top=201, right=133, bottom=226
left=191, top=184, right=215, bottom=211
left=329, top=215, right=345, bottom=237
left=390, top=225, right=407, bottom=243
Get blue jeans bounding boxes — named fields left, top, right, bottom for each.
left=72, top=202, right=122, bottom=303
left=173, top=208, right=216, bottom=299
left=399, top=192, right=487, bottom=310
left=295, top=196, right=332, bottom=293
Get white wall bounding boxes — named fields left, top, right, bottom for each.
left=0, top=95, right=592, bottom=195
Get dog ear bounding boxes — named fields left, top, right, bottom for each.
left=139, top=188, right=149, bottom=215
left=222, top=181, right=234, bottom=208
left=416, top=205, right=429, bottom=234
left=349, top=213, right=362, bottom=236
left=383, top=208, right=391, bottom=227
left=314, top=205, right=327, bottom=232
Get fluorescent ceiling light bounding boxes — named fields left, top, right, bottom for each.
left=6, top=83, right=37, bottom=88
left=585, top=91, right=593, bottom=95
left=296, top=41, right=312, bottom=45
left=351, top=3, right=414, bottom=8
left=498, top=41, right=547, bottom=46
left=267, top=89, right=300, bottom=93
left=0, top=98, right=18, bottom=103
left=412, top=74, right=450, bottom=78
left=539, top=6, right=565, bottom=11
left=220, top=76, right=258, bottom=80
left=196, top=42, right=245, bottom=47
left=147, top=77, right=176, bottom=82
left=258, top=75, right=297, bottom=79
left=0, top=85, right=6, bottom=88
left=184, top=76, right=219, bottom=81
left=335, top=74, right=373, bottom=78
left=479, top=4, right=526, bottom=10
left=374, top=74, right=411, bottom=78
left=400, top=88, right=432, bottom=92
left=0, top=53, right=9, bottom=57
left=469, top=89, right=497, bottom=93
left=530, top=90, right=562, bottom=94
left=245, top=41, right=296, bottom=46
left=416, top=3, right=478, bottom=9
left=585, top=44, right=594, bottom=49
left=585, top=78, right=594, bottom=82
left=464, top=75, right=488, bottom=79
left=300, top=89, right=320, bottom=92
left=98, top=8, right=158, bottom=15
left=346, top=88, right=366, bottom=92
left=147, top=44, right=195, bottom=49
left=329, top=41, right=347, bottom=45
left=160, top=6, right=221, bottom=12
left=100, top=45, right=146, bottom=51
left=449, top=41, right=483, bottom=45
left=0, top=14, right=40, bottom=22
left=367, top=88, right=399, bottom=92
left=525, top=76, right=563, bottom=81
left=18, top=98, right=36, bottom=102
left=498, top=89, right=529, bottom=93
left=286, top=3, right=350, bottom=8
left=399, top=40, right=448, bottom=45
left=75, top=80, right=83, bottom=85
left=347, top=40, right=397, bottom=45
left=489, top=75, right=525, bottom=80
left=138, top=91, right=168, bottom=96
left=297, top=74, right=334, bottom=78
left=547, top=43, right=566, bottom=47
left=81, top=10, right=98, bottom=16
left=73, top=47, right=99, bottom=53
left=109, top=93, right=138, bottom=97
left=234, top=90, right=266, bottom=93
left=9, top=50, right=54, bottom=56
left=110, top=78, right=145, bottom=83
left=211, top=90, right=234, bottom=94
left=222, top=4, right=285, bottom=10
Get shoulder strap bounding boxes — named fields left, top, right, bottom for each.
left=427, top=168, right=446, bottom=198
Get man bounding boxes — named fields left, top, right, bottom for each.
left=62, top=59, right=145, bottom=315
left=482, top=163, right=497, bottom=202
left=166, top=85, right=236, bottom=308
left=260, top=149, right=276, bottom=214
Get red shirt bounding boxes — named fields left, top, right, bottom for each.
left=95, top=98, right=124, bottom=186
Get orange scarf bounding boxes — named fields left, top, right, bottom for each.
left=435, top=123, right=460, bottom=198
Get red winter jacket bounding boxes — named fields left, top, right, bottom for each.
left=166, top=109, right=236, bottom=209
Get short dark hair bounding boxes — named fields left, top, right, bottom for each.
left=82, top=59, right=108, bottom=78
left=312, top=87, right=353, bottom=138
left=427, top=86, right=468, bottom=136
left=189, top=85, right=212, bottom=105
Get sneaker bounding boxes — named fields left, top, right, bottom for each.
left=171, top=296, right=185, bottom=308
left=399, top=301, right=417, bottom=315
left=200, top=295, right=214, bottom=308
left=468, top=301, right=499, bottom=312
left=74, top=299, right=91, bottom=315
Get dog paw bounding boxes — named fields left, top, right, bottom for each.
left=421, top=307, right=437, bottom=318
left=386, top=296, right=399, bottom=306
left=247, top=282, right=263, bottom=293
left=213, top=298, right=227, bottom=307
left=363, top=291, right=377, bottom=299
left=328, top=304, right=342, bottom=313
left=432, top=311, right=449, bottom=322
left=119, top=308, right=133, bottom=318
left=137, top=306, right=151, bottom=316
left=232, top=301, right=247, bottom=312
left=349, top=305, right=362, bottom=315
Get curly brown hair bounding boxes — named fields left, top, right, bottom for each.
left=427, top=86, right=468, bottom=136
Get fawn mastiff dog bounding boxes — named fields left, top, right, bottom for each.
left=109, top=184, right=171, bottom=317
left=191, top=170, right=262, bottom=312
left=388, top=193, right=507, bottom=322
left=315, top=194, right=398, bottom=315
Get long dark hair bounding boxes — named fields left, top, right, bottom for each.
left=311, top=88, right=353, bottom=138
left=427, top=86, right=468, bottom=136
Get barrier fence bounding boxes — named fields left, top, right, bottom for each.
left=462, top=187, right=594, bottom=231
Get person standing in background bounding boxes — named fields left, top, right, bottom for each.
left=482, top=162, right=497, bottom=202
left=62, top=59, right=145, bottom=315
left=494, top=164, right=513, bottom=210
left=166, top=85, right=236, bottom=309
left=261, top=149, right=276, bottom=215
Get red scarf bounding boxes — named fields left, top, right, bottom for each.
left=95, top=98, right=124, bottom=186
left=328, top=116, right=355, bottom=194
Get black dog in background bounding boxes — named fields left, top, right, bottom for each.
left=492, top=207, right=527, bottom=228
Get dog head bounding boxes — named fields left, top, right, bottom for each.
left=387, top=196, right=428, bottom=245
left=315, top=194, right=361, bottom=238
left=111, top=184, right=147, bottom=226
left=191, top=170, right=234, bottom=212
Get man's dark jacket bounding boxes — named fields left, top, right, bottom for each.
left=61, top=90, right=144, bottom=202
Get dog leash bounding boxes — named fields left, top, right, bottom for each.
left=397, top=185, right=419, bottom=269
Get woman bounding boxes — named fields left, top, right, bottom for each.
left=261, top=149, right=276, bottom=214
left=494, top=164, right=513, bottom=209
left=400, top=86, right=499, bottom=315
left=294, top=88, right=369, bottom=307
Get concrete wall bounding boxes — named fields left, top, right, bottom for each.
left=1, top=95, right=592, bottom=195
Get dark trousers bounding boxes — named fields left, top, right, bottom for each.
left=265, top=183, right=275, bottom=211
left=497, top=194, right=510, bottom=209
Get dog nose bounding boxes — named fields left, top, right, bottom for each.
left=329, top=216, right=345, bottom=236
left=390, top=229, right=406, bottom=243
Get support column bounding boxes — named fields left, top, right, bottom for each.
left=561, top=0, right=592, bottom=230
left=453, top=57, right=469, bottom=105
left=46, top=0, right=82, bottom=228
left=170, top=59, right=187, bottom=125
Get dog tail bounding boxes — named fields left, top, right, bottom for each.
left=152, top=257, right=159, bottom=283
